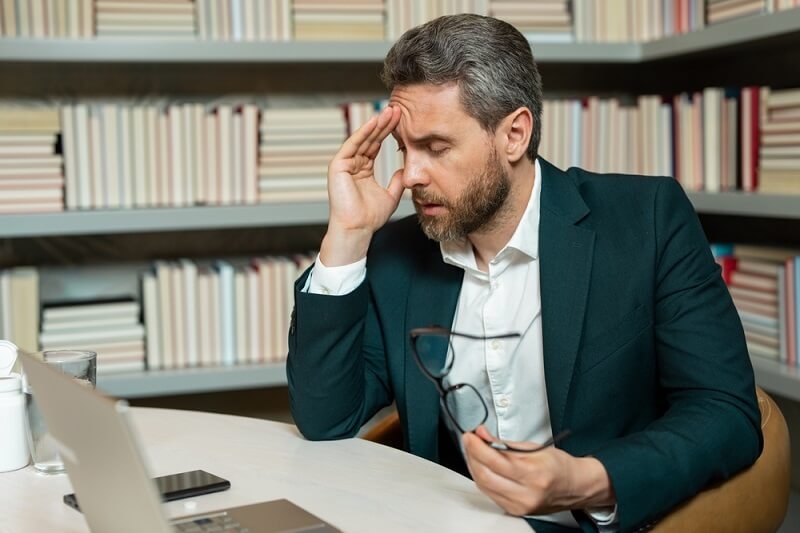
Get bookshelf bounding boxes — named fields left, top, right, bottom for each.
left=0, top=200, right=416, bottom=238
left=2, top=10, right=800, bottom=399
left=97, top=361, right=287, bottom=398
left=752, top=357, right=800, bottom=403
left=1, top=7, right=800, bottom=64
left=686, top=192, right=800, bottom=220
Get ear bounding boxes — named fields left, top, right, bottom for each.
left=497, top=107, right=532, bottom=164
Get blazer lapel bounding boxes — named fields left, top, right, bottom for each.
left=538, top=158, right=595, bottom=437
left=404, top=243, right=463, bottom=461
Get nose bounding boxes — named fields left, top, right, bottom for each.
left=400, top=152, right=430, bottom=189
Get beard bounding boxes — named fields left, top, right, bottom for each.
left=413, top=149, right=511, bottom=242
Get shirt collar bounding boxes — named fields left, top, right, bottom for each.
left=440, top=158, right=542, bottom=270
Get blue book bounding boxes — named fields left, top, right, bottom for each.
left=710, top=243, right=734, bottom=258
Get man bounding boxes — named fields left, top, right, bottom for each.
left=287, top=14, right=761, bottom=533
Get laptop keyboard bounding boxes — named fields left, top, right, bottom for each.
left=173, top=511, right=249, bottom=532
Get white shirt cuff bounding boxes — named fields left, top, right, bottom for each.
left=302, top=255, right=367, bottom=296
left=587, top=505, right=618, bottom=531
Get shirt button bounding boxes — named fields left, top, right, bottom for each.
left=321, top=287, right=331, bottom=294
left=497, top=397, right=510, bottom=408
left=490, top=339, right=501, bottom=350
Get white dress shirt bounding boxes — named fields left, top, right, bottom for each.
left=303, top=159, right=616, bottom=530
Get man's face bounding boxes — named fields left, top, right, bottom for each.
left=389, top=83, right=511, bottom=242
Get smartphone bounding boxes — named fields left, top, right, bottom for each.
left=63, top=469, right=231, bottom=512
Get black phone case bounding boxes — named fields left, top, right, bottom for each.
left=63, top=470, right=231, bottom=512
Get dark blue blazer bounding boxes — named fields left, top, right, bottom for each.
left=287, top=158, right=762, bottom=532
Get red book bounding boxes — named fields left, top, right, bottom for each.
left=741, top=86, right=761, bottom=192
left=717, top=256, right=737, bottom=285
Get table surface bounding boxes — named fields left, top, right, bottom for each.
left=0, top=407, right=531, bottom=533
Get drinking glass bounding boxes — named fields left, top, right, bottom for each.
left=22, top=350, right=97, bottom=474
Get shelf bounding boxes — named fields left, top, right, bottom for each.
left=0, top=38, right=637, bottom=64
left=2, top=192, right=797, bottom=239
left=752, top=356, right=800, bottom=403
left=96, top=362, right=287, bottom=398
left=1, top=9, right=799, bottom=65
left=0, top=200, right=416, bottom=238
left=686, top=192, right=800, bottom=219
left=640, top=7, right=800, bottom=61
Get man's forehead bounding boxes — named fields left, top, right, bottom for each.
left=389, top=82, right=462, bottom=109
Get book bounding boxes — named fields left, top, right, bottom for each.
left=39, top=324, right=145, bottom=346
left=142, top=272, right=161, bottom=371
left=42, top=298, right=140, bottom=323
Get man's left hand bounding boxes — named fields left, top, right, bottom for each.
left=463, top=426, right=616, bottom=516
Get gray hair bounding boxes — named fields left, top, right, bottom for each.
left=381, top=14, right=543, bottom=162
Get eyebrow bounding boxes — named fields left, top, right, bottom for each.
left=391, top=131, right=455, bottom=145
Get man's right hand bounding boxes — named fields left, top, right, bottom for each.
left=320, top=105, right=404, bottom=266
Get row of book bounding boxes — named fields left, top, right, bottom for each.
left=142, top=254, right=312, bottom=371
left=3, top=243, right=800, bottom=374
left=539, top=85, right=800, bottom=194
left=3, top=0, right=799, bottom=41
left=2, top=100, right=393, bottom=211
left=0, top=0, right=93, bottom=38
left=574, top=0, right=800, bottom=42
left=0, top=253, right=315, bottom=375
left=1, top=84, right=798, bottom=214
left=59, top=102, right=261, bottom=210
left=713, top=244, right=800, bottom=366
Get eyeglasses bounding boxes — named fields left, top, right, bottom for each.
left=409, top=326, right=570, bottom=453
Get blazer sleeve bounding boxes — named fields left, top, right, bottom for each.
left=590, top=178, right=763, bottom=531
left=286, top=267, right=393, bottom=440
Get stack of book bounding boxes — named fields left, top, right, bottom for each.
left=195, top=0, right=291, bottom=41
left=141, top=255, right=313, bottom=371
left=490, top=0, right=572, bottom=42
left=713, top=244, right=800, bottom=366
left=292, top=0, right=385, bottom=41
left=0, top=106, right=64, bottom=214
left=706, top=0, right=767, bottom=24
left=0, top=267, right=39, bottom=355
left=95, top=0, right=196, bottom=38
left=39, top=299, right=146, bottom=375
left=758, top=87, right=800, bottom=194
left=258, top=107, right=344, bottom=202
left=0, top=0, right=93, bottom=37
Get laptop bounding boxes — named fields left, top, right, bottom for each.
left=21, top=352, right=341, bottom=533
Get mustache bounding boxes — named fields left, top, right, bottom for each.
left=412, top=188, right=449, bottom=207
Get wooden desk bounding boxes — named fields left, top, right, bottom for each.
left=0, top=407, right=530, bottom=532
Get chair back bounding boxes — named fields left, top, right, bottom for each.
left=653, top=387, right=790, bottom=533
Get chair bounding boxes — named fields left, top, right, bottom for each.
left=363, top=387, right=791, bottom=532
left=652, top=387, right=790, bottom=532
left=362, top=409, right=403, bottom=449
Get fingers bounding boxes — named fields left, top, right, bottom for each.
left=360, top=106, right=401, bottom=159
left=464, top=433, right=533, bottom=515
left=336, top=106, right=399, bottom=161
left=463, top=431, right=518, bottom=480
